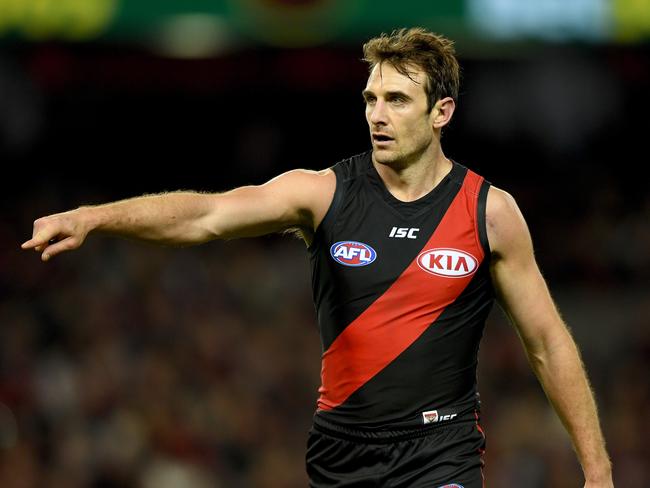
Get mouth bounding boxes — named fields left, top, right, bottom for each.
left=372, top=133, right=395, bottom=145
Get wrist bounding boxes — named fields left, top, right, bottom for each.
left=584, top=465, right=612, bottom=483
left=76, top=205, right=101, bottom=235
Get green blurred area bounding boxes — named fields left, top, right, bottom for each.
left=0, top=0, right=648, bottom=48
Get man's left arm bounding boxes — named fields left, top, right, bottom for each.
left=486, top=187, right=613, bottom=488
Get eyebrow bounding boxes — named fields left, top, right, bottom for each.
left=362, top=89, right=412, bottom=101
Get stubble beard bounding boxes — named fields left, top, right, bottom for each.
left=372, top=142, right=429, bottom=171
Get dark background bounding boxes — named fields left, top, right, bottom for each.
left=1, top=1, right=649, bottom=487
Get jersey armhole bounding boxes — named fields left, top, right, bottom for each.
left=307, top=165, right=344, bottom=253
left=477, top=180, right=491, bottom=258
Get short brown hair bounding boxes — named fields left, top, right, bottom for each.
left=362, top=27, right=460, bottom=111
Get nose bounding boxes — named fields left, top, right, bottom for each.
left=368, top=99, right=388, bottom=126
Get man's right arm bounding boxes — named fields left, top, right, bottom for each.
left=22, top=168, right=336, bottom=261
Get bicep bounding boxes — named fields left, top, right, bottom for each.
left=487, top=188, right=569, bottom=355
left=199, top=168, right=335, bottom=240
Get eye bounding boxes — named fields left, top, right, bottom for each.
left=364, top=96, right=376, bottom=105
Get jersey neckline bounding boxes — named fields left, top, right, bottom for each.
left=364, top=152, right=465, bottom=220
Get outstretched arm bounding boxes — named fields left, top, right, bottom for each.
left=486, top=187, right=613, bottom=488
left=22, top=168, right=335, bottom=261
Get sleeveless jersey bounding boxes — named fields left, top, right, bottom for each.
left=308, top=151, right=494, bottom=430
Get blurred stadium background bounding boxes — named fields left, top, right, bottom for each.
left=1, top=1, right=649, bottom=486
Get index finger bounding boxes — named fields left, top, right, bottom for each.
left=21, top=232, right=54, bottom=250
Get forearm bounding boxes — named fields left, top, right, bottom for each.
left=526, top=331, right=612, bottom=482
left=83, top=191, right=218, bottom=245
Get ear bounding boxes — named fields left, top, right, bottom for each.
left=430, top=97, right=456, bottom=129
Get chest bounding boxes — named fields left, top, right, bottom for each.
left=323, top=178, right=482, bottom=294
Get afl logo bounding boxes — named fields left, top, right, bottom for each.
left=330, top=241, right=377, bottom=267
left=417, top=248, right=478, bottom=278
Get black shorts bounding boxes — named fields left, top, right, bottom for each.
left=306, top=416, right=486, bottom=488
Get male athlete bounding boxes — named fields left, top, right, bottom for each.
left=22, top=28, right=612, bottom=487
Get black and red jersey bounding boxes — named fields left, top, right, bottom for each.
left=308, top=151, right=494, bottom=430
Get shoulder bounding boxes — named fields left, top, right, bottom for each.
left=275, top=151, right=372, bottom=231
left=266, top=167, right=336, bottom=235
left=266, top=167, right=335, bottom=200
left=485, top=185, right=533, bottom=260
left=486, top=186, right=519, bottom=221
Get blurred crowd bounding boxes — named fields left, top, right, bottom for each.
left=1, top=233, right=322, bottom=487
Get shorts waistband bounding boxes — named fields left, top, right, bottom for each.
left=312, top=405, right=479, bottom=443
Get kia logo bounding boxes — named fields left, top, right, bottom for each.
left=417, top=248, right=478, bottom=278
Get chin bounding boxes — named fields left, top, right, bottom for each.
left=373, top=147, right=395, bottom=161
left=373, top=148, right=406, bottom=169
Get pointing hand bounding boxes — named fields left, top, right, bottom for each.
left=21, top=209, right=90, bottom=262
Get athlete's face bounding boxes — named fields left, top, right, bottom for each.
left=363, top=62, right=451, bottom=168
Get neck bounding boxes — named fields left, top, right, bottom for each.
left=372, top=145, right=452, bottom=202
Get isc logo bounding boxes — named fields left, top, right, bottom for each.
left=330, top=241, right=377, bottom=267
left=417, top=248, right=478, bottom=278
left=389, top=227, right=419, bottom=239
